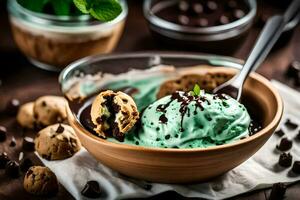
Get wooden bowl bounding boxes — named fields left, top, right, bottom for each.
left=67, top=67, right=283, bottom=183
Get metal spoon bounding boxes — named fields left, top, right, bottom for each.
left=213, top=0, right=300, bottom=101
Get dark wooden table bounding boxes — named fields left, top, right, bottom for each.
left=1, top=1, right=300, bottom=199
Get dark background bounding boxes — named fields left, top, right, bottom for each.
left=1, top=0, right=300, bottom=199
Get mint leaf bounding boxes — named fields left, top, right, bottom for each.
left=50, top=0, right=73, bottom=15
left=73, top=0, right=89, bottom=13
left=73, top=0, right=122, bottom=21
left=193, top=84, right=201, bottom=96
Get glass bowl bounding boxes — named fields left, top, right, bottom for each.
left=7, top=0, right=128, bottom=71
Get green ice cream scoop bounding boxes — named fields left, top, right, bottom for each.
left=123, top=91, right=251, bottom=148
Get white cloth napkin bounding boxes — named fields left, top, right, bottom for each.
left=38, top=80, right=300, bottom=200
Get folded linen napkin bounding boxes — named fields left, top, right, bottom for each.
left=38, top=80, right=300, bottom=200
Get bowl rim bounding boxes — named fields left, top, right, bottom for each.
left=62, top=53, right=283, bottom=153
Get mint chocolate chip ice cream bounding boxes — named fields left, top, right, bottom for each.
left=120, top=91, right=251, bottom=148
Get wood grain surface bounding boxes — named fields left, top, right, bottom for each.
left=0, top=0, right=300, bottom=199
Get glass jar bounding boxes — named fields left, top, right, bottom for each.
left=7, top=0, right=128, bottom=71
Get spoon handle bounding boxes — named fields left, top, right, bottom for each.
left=233, top=15, right=285, bottom=87
left=233, top=0, right=300, bottom=87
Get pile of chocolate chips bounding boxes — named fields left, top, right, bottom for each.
left=160, top=0, right=248, bottom=27
left=286, top=61, right=300, bottom=86
left=275, top=118, right=300, bottom=173
left=0, top=99, right=35, bottom=179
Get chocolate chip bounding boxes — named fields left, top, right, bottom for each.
left=196, top=18, right=209, bottom=27
left=234, top=9, right=245, bottom=19
left=192, top=3, right=203, bottom=15
left=269, top=183, right=286, bottom=200
left=218, top=15, right=230, bottom=25
left=56, top=124, right=64, bottom=133
left=178, top=1, right=189, bottom=12
left=81, top=181, right=102, bottom=198
left=276, top=138, right=293, bottom=151
left=278, top=153, right=292, bottom=167
left=178, top=15, right=190, bottom=25
left=285, top=119, right=298, bottom=129
left=292, top=161, right=300, bottom=174
left=9, top=136, right=16, bottom=147
left=41, top=101, right=47, bottom=107
left=205, top=1, right=217, bottom=13
left=275, top=129, right=285, bottom=137
left=0, top=152, right=10, bottom=169
left=165, top=135, right=171, bottom=140
left=20, top=158, right=33, bottom=172
left=0, top=126, right=7, bottom=142
left=6, top=99, right=20, bottom=116
left=5, top=160, right=20, bottom=178
left=22, top=137, right=35, bottom=151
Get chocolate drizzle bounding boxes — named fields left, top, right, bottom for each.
left=156, top=91, right=217, bottom=132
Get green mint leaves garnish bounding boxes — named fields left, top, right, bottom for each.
left=17, top=0, right=122, bottom=22
left=190, top=84, right=201, bottom=96
left=74, top=0, right=122, bottom=21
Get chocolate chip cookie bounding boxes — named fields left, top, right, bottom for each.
left=33, top=96, right=67, bottom=127
left=157, top=72, right=232, bottom=99
left=35, top=124, right=81, bottom=160
left=17, top=102, right=35, bottom=129
left=24, top=166, right=58, bottom=196
left=90, top=90, right=139, bottom=141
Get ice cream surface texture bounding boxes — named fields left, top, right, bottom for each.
left=114, top=91, right=251, bottom=148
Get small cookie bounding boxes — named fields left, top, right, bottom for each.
left=34, top=96, right=67, bottom=127
left=24, top=166, right=58, bottom=196
left=35, top=124, right=81, bottom=160
left=17, top=102, right=35, bottom=129
left=90, top=90, right=139, bottom=141
left=157, top=72, right=232, bottom=99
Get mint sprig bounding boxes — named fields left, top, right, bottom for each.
left=190, top=84, right=201, bottom=96
left=17, top=0, right=122, bottom=22
left=73, top=0, right=122, bottom=21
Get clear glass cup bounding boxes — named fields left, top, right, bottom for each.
left=7, top=0, right=128, bottom=71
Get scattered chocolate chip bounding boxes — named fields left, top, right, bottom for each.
left=218, top=15, right=230, bottom=25
left=0, top=126, right=7, bottom=142
left=178, top=1, right=189, bottom=12
left=0, top=152, right=10, bottom=169
left=234, top=9, right=245, bottom=19
left=276, top=138, right=292, bottom=151
left=5, top=160, right=20, bottom=178
left=22, top=137, right=35, bottom=151
left=278, top=153, right=292, bottom=167
left=292, top=161, right=300, bottom=174
left=275, top=129, right=285, bottom=137
left=285, top=119, right=298, bottom=129
left=56, top=124, right=64, bottom=133
left=20, top=158, right=33, bottom=172
left=269, top=183, right=286, bottom=200
left=178, top=15, right=190, bottom=25
left=6, top=99, right=20, bottom=116
left=9, top=136, right=16, bottom=147
left=192, top=3, right=203, bottom=15
left=196, top=18, right=209, bottom=27
left=81, top=181, right=102, bottom=199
